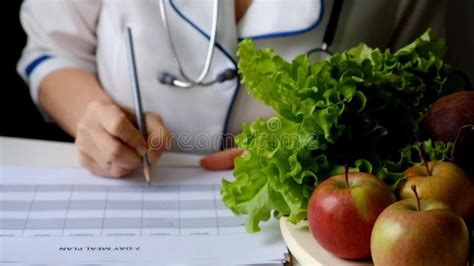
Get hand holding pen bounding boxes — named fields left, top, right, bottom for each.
left=74, top=28, right=169, bottom=179
left=75, top=97, right=168, bottom=178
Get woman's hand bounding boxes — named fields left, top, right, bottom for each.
left=75, top=99, right=169, bottom=178
left=200, top=148, right=245, bottom=170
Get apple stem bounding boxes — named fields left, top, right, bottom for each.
left=418, top=143, right=431, bottom=176
left=344, top=165, right=349, bottom=189
left=411, top=185, right=421, bottom=211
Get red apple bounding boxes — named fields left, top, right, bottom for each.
left=307, top=167, right=396, bottom=259
left=398, top=161, right=474, bottom=222
left=371, top=186, right=469, bottom=266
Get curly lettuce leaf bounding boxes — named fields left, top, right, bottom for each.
left=222, top=29, right=464, bottom=232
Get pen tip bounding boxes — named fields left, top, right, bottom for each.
left=144, top=165, right=151, bottom=185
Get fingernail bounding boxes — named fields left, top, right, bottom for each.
left=137, top=146, right=147, bottom=156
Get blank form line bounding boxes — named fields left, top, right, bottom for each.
left=21, top=185, right=38, bottom=236
left=100, top=186, right=110, bottom=236
left=0, top=199, right=222, bottom=211
left=61, top=185, right=74, bottom=236
left=177, top=185, right=181, bottom=235
left=140, top=184, right=145, bottom=236
left=212, top=184, right=220, bottom=235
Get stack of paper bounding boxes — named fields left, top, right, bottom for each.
left=0, top=166, right=288, bottom=265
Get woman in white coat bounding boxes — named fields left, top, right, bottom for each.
left=17, top=0, right=446, bottom=178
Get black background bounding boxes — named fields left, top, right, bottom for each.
left=1, top=2, right=72, bottom=142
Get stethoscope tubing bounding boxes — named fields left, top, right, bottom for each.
left=158, top=0, right=220, bottom=87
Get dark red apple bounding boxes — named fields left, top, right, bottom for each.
left=307, top=167, right=396, bottom=259
left=424, top=91, right=474, bottom=142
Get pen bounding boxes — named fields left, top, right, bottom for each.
left=124, top=27, right=151, bottom=186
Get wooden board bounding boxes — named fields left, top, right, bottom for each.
left=280, top=216, right=372, bottom=266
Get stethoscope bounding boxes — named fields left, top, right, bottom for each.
left=158, top=0, right=344, bottom=89
left=158, top=0, right=236, bottom=88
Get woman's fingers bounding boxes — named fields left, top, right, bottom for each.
left=91, top=126, right=142, bottom=170
left=200, top=148, right=245, bottom=170
left=75, top=99, right=173, bottom=177
left=75, top=131, right=132, bottom=178
left=78, top=151, right=131, bottom=178
left=94, top=101, right=147, bottom=156
left=75, top=99, right=148, bottom=178
left=79, top=102, right=142, bottom=170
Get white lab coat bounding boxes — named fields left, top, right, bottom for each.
left=17, top=0, right=447, bottom=153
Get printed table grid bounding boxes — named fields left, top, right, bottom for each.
left=0, top=184, right=246, bottom=237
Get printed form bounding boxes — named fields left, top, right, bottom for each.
left=0, top=166, right=287, bottom=265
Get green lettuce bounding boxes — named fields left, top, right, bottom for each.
left=222, top=29, right=467, bottom=232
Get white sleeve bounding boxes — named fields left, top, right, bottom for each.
left=17, top=0, right=101, bottom=106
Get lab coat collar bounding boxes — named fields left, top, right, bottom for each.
left=237, top=0, right=325, bottom=40
left=169, top=0, right=325, bottom=43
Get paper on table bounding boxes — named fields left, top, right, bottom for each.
left=0, top=166, right=287, bottom=265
